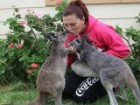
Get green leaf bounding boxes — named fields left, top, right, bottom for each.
left=8, top=51, right=15, bottom=57
left=0, top=65, right=6, bottom=75
left=19, top=55, right=28, bottom=62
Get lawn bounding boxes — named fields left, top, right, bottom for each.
left=0, top=78, right=139, bottom=105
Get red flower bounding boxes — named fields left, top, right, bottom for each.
left=26, top=70, right=33, bottom=74
left=56, top=0, right=62, bottom=5
left=18, top=21, right=25, bottom=26
left=31, top=63, right=38, bottom=69
left=17, top=43, right=23, bottom=49
left=8, top=43, right=14, bottom=48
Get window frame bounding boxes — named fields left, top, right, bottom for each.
left=45, top=0, right=140, bottom=6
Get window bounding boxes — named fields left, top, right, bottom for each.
left=45, top=0, right=140, bottom=6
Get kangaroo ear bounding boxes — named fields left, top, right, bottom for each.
left=44, top=32, right=58, bottom=41
left=85, top=33, right=90, bottom=39
left=82, top=33, right=89, bottom=41
left=83, top=33, right=93, bottom=45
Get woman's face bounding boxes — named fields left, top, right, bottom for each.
left=63, top=14, right=85, bottom=35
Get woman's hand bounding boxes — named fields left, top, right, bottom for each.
left=69, top=46, right=77, bottom=54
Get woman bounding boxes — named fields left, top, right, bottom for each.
left=62, top=0, right=130, bottom=103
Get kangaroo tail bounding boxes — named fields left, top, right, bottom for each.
left=127, top=75, right=140, bottom=105
left=132, top=88, right=140, bottom=105
left=27, top=92, right=48, bottom=105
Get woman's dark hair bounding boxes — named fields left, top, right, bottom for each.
left=63, top=0, right=89, bottom=24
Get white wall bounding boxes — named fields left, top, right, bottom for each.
left=0, top=0, right=140, bottom=38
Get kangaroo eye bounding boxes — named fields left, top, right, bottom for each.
left=54, top=34, right=57, bottom=38
left=76, top=39, right=80, bottom=43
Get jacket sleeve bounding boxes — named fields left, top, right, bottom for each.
left=91, top=24, right=131, bottom=58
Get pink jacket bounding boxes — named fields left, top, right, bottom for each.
left=65, top=15, right=131, bottom=66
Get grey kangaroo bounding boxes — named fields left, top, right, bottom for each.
left=70, top=34, right=140, bottom=105
left=27, top=31, right=69, bottom=105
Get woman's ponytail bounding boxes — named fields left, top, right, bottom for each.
left=63, top=0, right=89, bottom=23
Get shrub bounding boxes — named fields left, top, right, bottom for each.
left=115, top=13, right=140, bottom=74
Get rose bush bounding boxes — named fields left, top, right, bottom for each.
left=0, top=0, right=68, bottom=85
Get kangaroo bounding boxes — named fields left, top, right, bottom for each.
left=27, top=31, right=69, bottom=105
left=70, top=34, right=140, bottom=105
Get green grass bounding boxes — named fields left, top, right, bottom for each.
left=0, top=79, right=139, bottom=105
left=0, top=82, right=36, bottom=105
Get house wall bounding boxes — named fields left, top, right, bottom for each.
left=0, top=0, right=140, bottom=38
